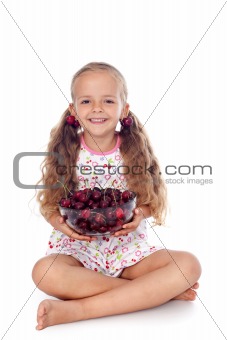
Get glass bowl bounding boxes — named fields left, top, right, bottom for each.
left=59, top=191, right=136, bottom=236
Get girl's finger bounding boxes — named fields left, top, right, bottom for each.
left=113, top=228, right=134, bottom=237
left=135, top=207, right=143, bottom=216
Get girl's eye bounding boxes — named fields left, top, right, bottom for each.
left=105, top=100, right=114, bottom=104
left=81, top=100, right=90, bottom=104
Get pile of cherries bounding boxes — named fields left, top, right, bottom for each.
left=59, top=187, right=136, bottom=235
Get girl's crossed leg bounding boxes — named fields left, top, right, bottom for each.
left=32, top=249, right=201, bottom=330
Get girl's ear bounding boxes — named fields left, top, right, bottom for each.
left=120, top=103, right=130, bottom=119
left=68, top=103, right=76, bottom=117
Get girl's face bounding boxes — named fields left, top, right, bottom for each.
left=70, top=71, right=129, bottom=138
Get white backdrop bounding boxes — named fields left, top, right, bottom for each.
left=0, top=1, right=227, bottom=339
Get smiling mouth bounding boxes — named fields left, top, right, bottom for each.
left=89, top=118, right=107, bottom=123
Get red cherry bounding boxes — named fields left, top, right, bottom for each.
left=66, top=115, right=75, bottom=125
left=60, top=198, right=71, bottom=208
left=90, top=222, right=100, bottom=231
left=121, top=116, right=133, bottom=127
left=122, top=190, right=131, bottom=202
left=74, top=202, right=85, bottom=210
left=99, top=226, right=108, bottom=233
left=87, top=199, right=94, bottom=208
left=116, top=207, right=124, bottom=219
left=95, top=213, right=106, bottom=225
left=116, top=220, right=123, bottom=227
left=118, top=199, right=125, bottom=205
left=81, top=208, right=91, bottom=219
left=92, top=190, right=102, bottom=201
left=105, top=209, right=116, bottom=220
left=107, top=220, right=116, bottom=227
left=78, top=220, right=90, bottom=230
left=79, top=193, right=89, bottom=203
left=99, top=200, right=109, bottom=208
left=91, top=202, right=99, bottom=209
left=74, top=119, right=80, bottom=128
left=72, top=190, right=83, bottom=200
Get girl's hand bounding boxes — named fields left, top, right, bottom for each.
left=51, top=214, right=97, bottom=242
left=112, top=207, right=144, bottom=237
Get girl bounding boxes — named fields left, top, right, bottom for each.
left=32, top=62, right=201, bottom=330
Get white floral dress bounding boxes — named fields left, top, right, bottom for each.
left=46, top=132, right=164, bottom=277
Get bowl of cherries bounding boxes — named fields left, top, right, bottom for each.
left=59, top=187, right=136, bottom=236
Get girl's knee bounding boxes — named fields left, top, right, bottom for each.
left=178, top=251, right=202, bottom=283
left=32, top=255, right=59, bottom=290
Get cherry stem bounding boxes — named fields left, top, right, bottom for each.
left=57, top=180, right=73, bottom=198
left=103, top=187, right=108, bottom=201
left=111, top=179, right=117, bottom=189
left=84, top=178, right=89, bottom=189
left=95, top=180, right=103, bottom=190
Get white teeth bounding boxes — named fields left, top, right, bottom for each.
left=90, top=119, right=106, bottom=122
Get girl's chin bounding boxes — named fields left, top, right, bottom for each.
left=83, top=128, right=116, bottom=137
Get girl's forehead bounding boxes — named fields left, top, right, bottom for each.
left=75, top=70, right=117, bottom=84
left=73, top=71, right=122, bottom=96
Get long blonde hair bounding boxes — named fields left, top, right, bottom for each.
left=36, top=62, right=167, bottom=225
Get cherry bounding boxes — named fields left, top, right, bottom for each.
left=60, top=198, right=71, bottom=208
left=95, top=213, right=106, bottom=225
left=107, top=220, right=116, bottom=227
left=99, top=226, right=108, bottom=233
left=74, top=119, right=80, bottom=128
left=105, top=188, right=113, bottom=195
left=78, top=220, right=90, bottom=229
left=81, top=208, right=91, bottom=219
left=93, top=187, right=101, bottom=192
left=87, top=199, right=94, bottom=208
left=79, top=193, right=89, bottom=203
left=90, top=222, right=100, bottom=231
left=118, top=199, right=125, bottom=205
left=73, top=202, right=85, bottom=210
left=105, top=209, right=116, bottom=220
left=116, top=207, right=124, bottom=219
left=91, top=202, right=100, bottom=209
left=66, top=115, right=75, bottom=125
left=122, top=190, right=131, bottom=202
left=92, top=190, right=102, bottom=201
left=99, top=200, right=109, bottom=208
left=121, top=116, right=133, bottom=127
left=72, top=190, right=82, bottom=201
left=116, top=220, right=123, bottom=227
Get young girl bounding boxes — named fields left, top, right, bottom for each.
left=32, top=62, right=201, bottom=330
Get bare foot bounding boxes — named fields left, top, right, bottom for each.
left=172, top=282, right=199, bottom=301
left=36, top=299, right=83, bottom=330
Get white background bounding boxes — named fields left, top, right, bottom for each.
left=0, top=1, right=227, bottom=339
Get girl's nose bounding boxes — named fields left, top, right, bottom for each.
left=92, top=102, right=103, bottom=112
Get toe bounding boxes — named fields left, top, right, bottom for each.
left=188, top=289, right=197, bottom=301
left=36, top=323, right=43, bottom=331
left=192, top=282, right=199, bottom=290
